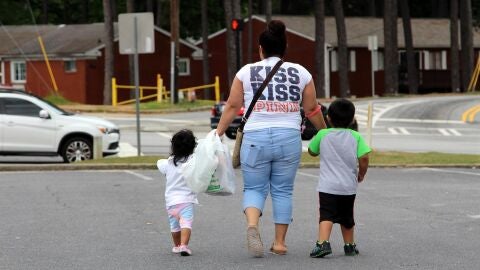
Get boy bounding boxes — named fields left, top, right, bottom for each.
left=307, top=98, right=371, bottom=258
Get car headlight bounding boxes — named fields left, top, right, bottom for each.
left=97, top=126, right=119, bottom=134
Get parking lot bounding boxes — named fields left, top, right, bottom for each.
left=1, top=167, right=479, bottom=270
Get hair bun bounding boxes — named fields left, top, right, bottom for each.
left=268, top=20, right=286, bottom=36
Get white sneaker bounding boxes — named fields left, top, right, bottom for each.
left=179, top=245, right=192, bottom=256
left=172, top=246, right=181, bottom=254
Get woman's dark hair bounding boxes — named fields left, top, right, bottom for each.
left=170, top=129, right=197, bottom=166
left=259, top=20, right=287, bottom=58
left=327, top=99, right=355, bottom=128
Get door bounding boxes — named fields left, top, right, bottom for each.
left=2, top=97, right=57, bottom=152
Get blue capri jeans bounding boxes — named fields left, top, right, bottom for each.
left=240, top=127, right=302, bottom=224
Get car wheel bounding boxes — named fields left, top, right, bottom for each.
left=61, top=137, right=93, bottom=163
left=225, top=129, right=237, bottom=140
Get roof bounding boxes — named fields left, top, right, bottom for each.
left=0, top=23, right=201, bottom=58
left=268, top=15, right=480, bottom=49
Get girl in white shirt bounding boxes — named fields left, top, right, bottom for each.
left=157, top=129, right=198, bottom=256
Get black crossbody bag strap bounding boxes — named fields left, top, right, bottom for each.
left=237, top=60, right=284, bottom=131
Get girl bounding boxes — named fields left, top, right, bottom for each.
left=157, top=129, right=198, bottom=256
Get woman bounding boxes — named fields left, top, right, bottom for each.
left=216, top=20, right=327, bottom=257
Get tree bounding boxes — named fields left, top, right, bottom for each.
left=223, top=0, right=236, bottom=88
left=265, top=0, right=272, bottom=24
left=399, top=0, right=418, bottom=94
left=247, top=0, right=253, bottom=63
left=333, top=0, right=349, bottom=97
left=450, top=0, right=460, bottom=92
left=314, top=0, right=326, bottom=98
left=201, top=0, right=211, bottom=97
left=383, top=0, right=398, bottom=95
left=102, top=0, right=114, bottom=105
left=460, top=0, right=473, bottom=91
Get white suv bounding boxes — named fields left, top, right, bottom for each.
left=0, top=89, right=120, bottom=163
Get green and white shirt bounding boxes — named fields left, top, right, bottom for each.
left=308, top=128, right=371, bottom=195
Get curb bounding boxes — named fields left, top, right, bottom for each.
left=0, top=163, right=477, bottom=172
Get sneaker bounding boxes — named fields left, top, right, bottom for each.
left=344, top=243, right=359, bottom=256
left=172, top=246, right=181, bottom=254
left=246, top=226, right=264, bottom=257
left=310, top=241, right=332, bottom=258
left=179, top=245, right=192, bottom=256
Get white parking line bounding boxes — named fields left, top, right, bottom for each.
left=157, top=132, right=173, bottom=139
left=398, top=127, right=410, bottom=135
left=296, top=172, right=317, bottom=178
left=468, top=214, right=480, bottom=219
left=448, top=128, right=462, bottom=136
left=438, top=128, right=451, bottom=136
left=124, top=170, right=153, bottom=181
left=421, top=168, right=480, bottom=177
left=388, top=127, right=399, bottom=135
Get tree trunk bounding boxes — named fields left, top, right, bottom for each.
left=171, top=0, right=180, bottom=103
left=223, top=0, right=236, bottom=89
left=265, top=0, right=272, bottom=24
left=368, top=0, right=376, bottom=17
left=146, top=0, right=154, bottom=12
left=383, top=0, right=398, bottom=95
left=201, top=0, right=211, bottom=98
left=247, top=0, right=253, bottom=63
left=315, top=0, right=326, bottom=98
left=333, top=0, right=350, bottom=97
left=42, top=0, right=48, bottom=24
left=399, top=0, right=418, bottom=94
left=450, top=0, right=460, bottom=92
left=460, top=0, right=473, bottom=91
left=156, top=0, right=162, bottom=27
left=102, top=0, right=114, bottom=105
left=233, top=0, right=241, bottom=68
left=111, top=0, right=117, bottom=21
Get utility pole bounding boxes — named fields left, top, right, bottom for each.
left=170, top=0, right=180, bottom=103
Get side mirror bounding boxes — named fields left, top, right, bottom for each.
left=39, top=109, right=50, bottom=119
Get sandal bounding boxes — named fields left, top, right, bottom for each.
left=269, top=242, right=287, bottom=255
left=246, top=226, right=264, bottom=257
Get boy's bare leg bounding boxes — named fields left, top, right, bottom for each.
left=340, top=225, right=354, bottom=243
left=180, top=228, right=191, bottom=246
left=318, top=221, right=334, bottom=242
left=171, top=231, right=181, bottom=247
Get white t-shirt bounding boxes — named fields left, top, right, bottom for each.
left=235, top=56, right=313, bottom=131
left=157, top=157, right=198, bottom=207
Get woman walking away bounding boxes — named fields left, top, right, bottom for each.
left=216, top=20, right=327, bottom=257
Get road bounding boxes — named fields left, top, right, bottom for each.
left=111, top=95, right=480, bottom=157
left=1, top=167, right=479, bottom=269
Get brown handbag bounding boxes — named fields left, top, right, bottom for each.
left=232, top=60, right=284, bottom=168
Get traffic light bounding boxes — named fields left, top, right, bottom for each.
left=231, top=18, right=244, bottom=31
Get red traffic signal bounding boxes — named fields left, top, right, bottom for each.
left=231, top=18, right=244, bottom=31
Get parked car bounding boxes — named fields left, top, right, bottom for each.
left=0, top=89, right=120, bottom=163
left=210, top=102, right=333, bottom=140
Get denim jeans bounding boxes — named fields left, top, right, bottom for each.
left=240, top=127, right=302, bottom=224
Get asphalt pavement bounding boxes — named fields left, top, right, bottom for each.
left=1, top=167, right=480, bottom=270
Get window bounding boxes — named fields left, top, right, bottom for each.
left=330, top=50, right=338, bottom=72
left=64, top=59, right=77, bottom=73
left=3, top=98, right=42, bottom=117
left=349, top=50, right=356, bottom=72
left=423, top=51, right=446, bottom=70
left=0, top=61, right=4, bottom=84
left=177, top=58, right=190, bottom=76
left=11, top=61, right=26, bottom=83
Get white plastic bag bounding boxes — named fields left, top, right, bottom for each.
left=181, top=130, right=219, bottom=193
left=206, top=134, right=236, bottom=196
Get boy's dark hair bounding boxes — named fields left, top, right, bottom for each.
left=327, top=98, right=355, bottom=128
left=170, top=129, right=197, bottom=166
left=259, top=20, right=287, bottom=58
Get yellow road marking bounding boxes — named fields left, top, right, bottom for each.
left=462, top=104, right=480, bottom=123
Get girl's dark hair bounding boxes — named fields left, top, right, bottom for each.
left=170, top=129, right=197, bottom=166
left=259, top=20, right=287, bottom=58
left=327, top=99, right=355, bottom=128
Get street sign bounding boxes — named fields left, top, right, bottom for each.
left=119, top=12, right=155, bottom=55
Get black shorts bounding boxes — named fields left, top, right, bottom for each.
left=318, top=192, right=356, bottom=229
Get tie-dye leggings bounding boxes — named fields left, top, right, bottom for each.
left=166, top=203, right=194, bottom=232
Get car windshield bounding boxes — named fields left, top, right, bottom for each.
left=35, top=96, right=74, bottom=115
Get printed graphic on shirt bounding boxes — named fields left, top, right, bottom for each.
left=250, top=66, right=301, bottom=112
